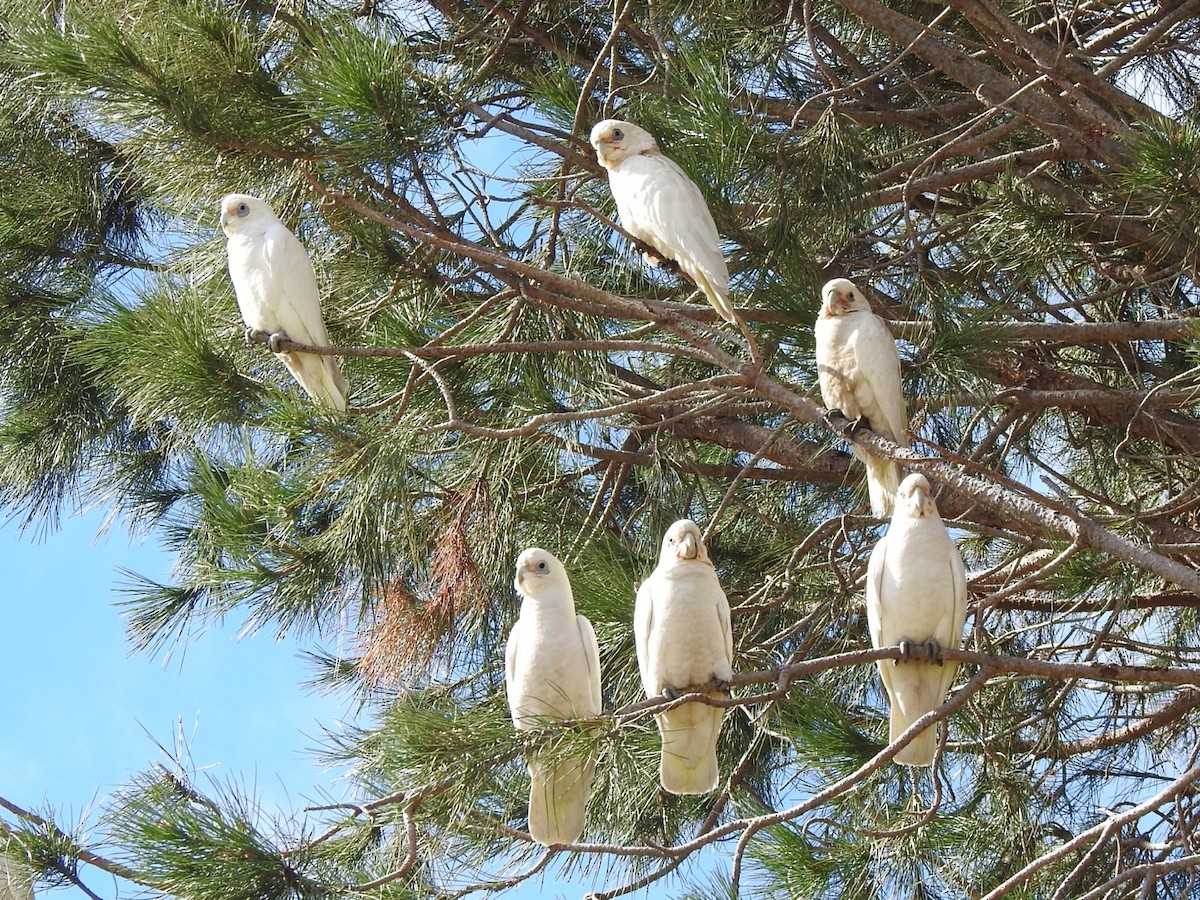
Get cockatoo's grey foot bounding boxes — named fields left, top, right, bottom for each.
left=633, top=240, right=681, bottom=276
left=244, top=326, right=259, bottom=347
left=712, top=676, right=732, bottom=693
left=267, top=331, right=290, bottom=353
left=924, top=637, right=944, bottom=666
left=662, top=685, right=682, bottom=701
left=893, top=638, right=943, bottom=666
left=823, top=408, right=848, bottom=429
left=846, top=415, right=872, bottom=435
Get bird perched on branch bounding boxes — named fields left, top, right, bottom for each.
left=220, top=193, right=350, bottom=411
left=814, top=277, right=908, bottom=517
left=635, top=520, right=733, bottom=794
left=589, top=119, right=736, bottom=326
left=505, top=548, right=603, bottom=845
left=866, top=474, right=967, bottom=766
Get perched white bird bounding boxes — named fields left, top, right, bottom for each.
left=866, top=474, right=967, bottom=766
left=814, top=277, right=908, bottom=517
left=0, top=851, right=33, bottom=900
left=220, top=193, right=350, bottom=411
left=590, top=119, right=736, bottom=324
left=635, top=520, right=733, bottom=794
left=505, top=548, right=603, bottom=845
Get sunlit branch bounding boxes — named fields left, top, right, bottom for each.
left=0, top=796, right=144, bottom=884
left=980, top=755, right=1200, bottom=899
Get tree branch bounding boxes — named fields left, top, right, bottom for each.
left=615, top=644, right=1200, bottom=726
left=979, top=756, right=1200, bottom=899
left=1003, top=688, right=1200, bottom=759
left=308, top=173, right=1200, bottom=595
left=0, top=796, right=144, bottom=884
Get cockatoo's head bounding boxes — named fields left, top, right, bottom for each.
left=819, top=278, right=870, bottom=318
left=514, top=547, right=570, bottom=598
left=894, top=474, right=939, bottom=520
left=219, top=193, right=276, bottom=238
left=659, top=519, right=711, bottom=565
left=589, top=119, right=658, bottom=170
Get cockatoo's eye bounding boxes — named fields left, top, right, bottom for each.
left=237, top=202, right=250, bottom=217
left=537, top=560, right=547, bottom=571
left=611, top=128, right=624, bottom=141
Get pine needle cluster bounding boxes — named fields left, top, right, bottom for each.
left=4, top=1, right=1200, bottom=898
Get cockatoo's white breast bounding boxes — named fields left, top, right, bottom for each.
left=815, top=309, right=899, bottom=431
left=642, top=561, right=733, bottom=693
left=225, top=230, right=281, bottom=333
left=871, top=518, right=963, bottom=649
left=508, top=605, right=600, bottom=725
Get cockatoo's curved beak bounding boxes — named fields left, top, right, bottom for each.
left=821, top=289, right=848, bottom=317
left=903, top=481, right=932, bottom=517
left=516, top=556, right=545, bottom=589
left=515, top=559, right=535, bottom=591
left=219, top=204, right=241, bottom=233
left=678, top=532, right=698, bottom=560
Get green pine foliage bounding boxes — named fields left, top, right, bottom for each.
left=5, top=0, right=1200, bottom=897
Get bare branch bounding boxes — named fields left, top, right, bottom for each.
left=980, top=758, right=1200, bottom=899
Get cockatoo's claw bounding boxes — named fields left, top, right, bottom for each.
left=895, top=639, right=914, bottom=666
left=846, top=415, right=872, bottom=435
left=243, top=326, right=258, bottom=347
left=824, top=408, right=848, bottom=429
left=925, top=638, right=944, bottom=666
left=633, top=239, right=673, bottom=272
left=662, top=686, right=682, bottom=701
left=654, top=253, right=681, bottom=275
left=712, top=677, right=731, bottom=693
left=267, top=331, right=289, bottom=353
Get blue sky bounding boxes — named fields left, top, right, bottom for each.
left=1, top=509, right=353, bottom=896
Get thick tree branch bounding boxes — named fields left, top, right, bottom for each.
left=893, top=316, right=1200, bottom=345
left=306, top=174, right=1200, bottom=595
left=615, top=644, right=1200, bottom=725
left=1003, top=688, right=1200, bottom=758
left=987, top=591, right=1200, bottom=613
left=836, top=0, right=1135, bottom=166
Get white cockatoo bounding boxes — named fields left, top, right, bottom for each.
left=0, top=851, right=33, bottom=900
left=866, top=474, right=967, bottom=766
left=505, top=548, right=603, bottom=845
left=590, top=119, right=736, bottom=324
left=220, top=193, right=350, bottom=412
left=635, top=519, right=734, bottom=795
left=814, top=277, right=908, bottom=517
